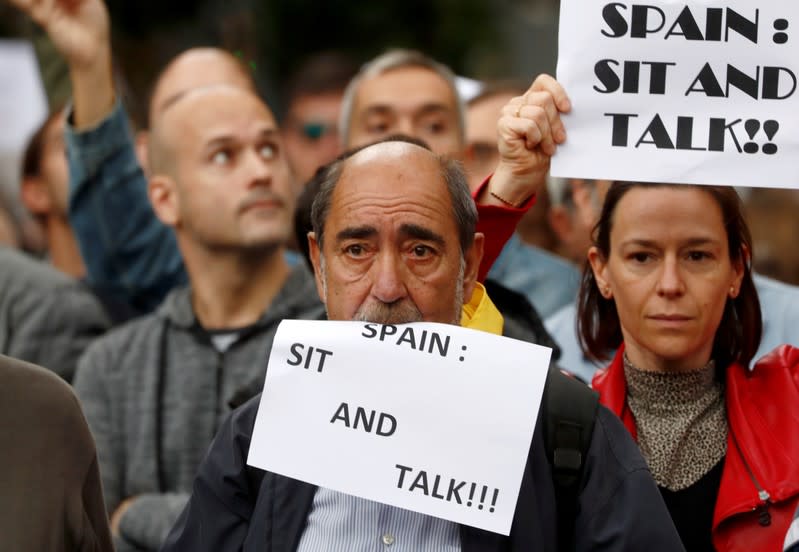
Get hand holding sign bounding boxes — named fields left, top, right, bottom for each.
left=501, top=75, right=571, bottom=157
left=483, top=75, right=571, bottom=207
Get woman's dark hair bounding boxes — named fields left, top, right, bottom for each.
left=577, top=182, right=762, bottom=369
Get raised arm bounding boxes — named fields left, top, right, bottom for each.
left=473, top=74, right=571, bottom=279
left=10, top=0, right=186, bottom=311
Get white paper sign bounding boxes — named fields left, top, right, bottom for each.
left=552, top=1, right=799, bottom=189
left=247, top=319, right=551, bottom=535
left=0, top=40, right=48, bottom=198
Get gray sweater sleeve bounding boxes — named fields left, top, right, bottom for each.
left=73, top=342, right=123, bottom=515
left=75, top=343, right=189, bottom=552
left=117, top=493, right=190, bottom=551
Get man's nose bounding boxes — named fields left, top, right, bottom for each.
left=370, top=251, right=408, bottom=304
left=245, top=148, right=273, bottom=187
left=396, top=117, right=415, bottom=138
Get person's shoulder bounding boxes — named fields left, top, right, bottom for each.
left=753, top=273, right=799, bottom=297
left=1, top=354, right=70, bottom=392
left=0, top=355, right=85, bottom=423
left=272, top=264, right=325, bottom=318
left=231, top=392, right=263, bottom=436
left=0, top=250, right=75, bottom=317
left=589, top=405, right=649, bottom=475
left=36, top=280, right=113, bottom=328
left=0, top=247, right=71, bottom=290
left=504, top=238, right=580, bottom=277
left=202, top=392, right=263, bottom=470
left=0, top=252, right=109, bottom=327
left=576, top=405, right=686, bottom=551
left=575, top=404, right=654, bottom=525
left=544, top=302, right=577, bottom=333
left=754, top=274, right=799, bottom=320
left=745, top=345, right=799, bottom=389
left=78, top=311, right=163, bottom=368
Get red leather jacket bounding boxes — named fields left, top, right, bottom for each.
left=593, top=344, right=799, bottom=551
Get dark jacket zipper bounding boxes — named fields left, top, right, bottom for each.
left=730, top=431, right=772, bottom=526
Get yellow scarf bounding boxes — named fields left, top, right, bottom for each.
left=460, top=282, right=504, bottom=336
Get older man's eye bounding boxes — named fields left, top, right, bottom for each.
left=344, top=244, right=366, bottom=257
left=411, top=245, right=435, bottom=258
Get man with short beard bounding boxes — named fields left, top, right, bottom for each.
left=162, top=139, right=683, bottom=551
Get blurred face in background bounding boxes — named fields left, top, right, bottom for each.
left=462, top=91, right=516, bottom=192
left=282, top=91, right=343, bottom=187
left=549, top=178, right=613, bottom=264
left=346, top=66, right=462, bottom=155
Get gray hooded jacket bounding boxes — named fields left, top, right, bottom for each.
left=73, top=265, right=325, bottom=552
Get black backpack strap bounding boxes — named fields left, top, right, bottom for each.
left=484, top=279, right=562, bottom=362
left=542, top=366, right=600, bottom=550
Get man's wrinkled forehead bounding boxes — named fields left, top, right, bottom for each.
left=326, top=142, right=450, bottom=224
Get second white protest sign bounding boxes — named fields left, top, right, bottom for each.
left=247, top=319, right=551, bottom=536
left=552, top=1, right=799, bottom=189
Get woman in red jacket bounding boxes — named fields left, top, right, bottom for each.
left=577, top=182, right=799, bottom=551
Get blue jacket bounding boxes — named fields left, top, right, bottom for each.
left=162, top=376, right=684, bottom=551
left=66, top=101, right=185, bottom=312
left=487, top=234, right=580, bottom=319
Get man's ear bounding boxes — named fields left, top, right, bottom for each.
left=20, top=177, right=52, bottom=216
left=462, top=232, right=485, bottom=301
left=307, top=231, right=327, bottom=304
left=148, top=175, right=179, bottom=226
left=135, top=130, right=150, bottom=176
